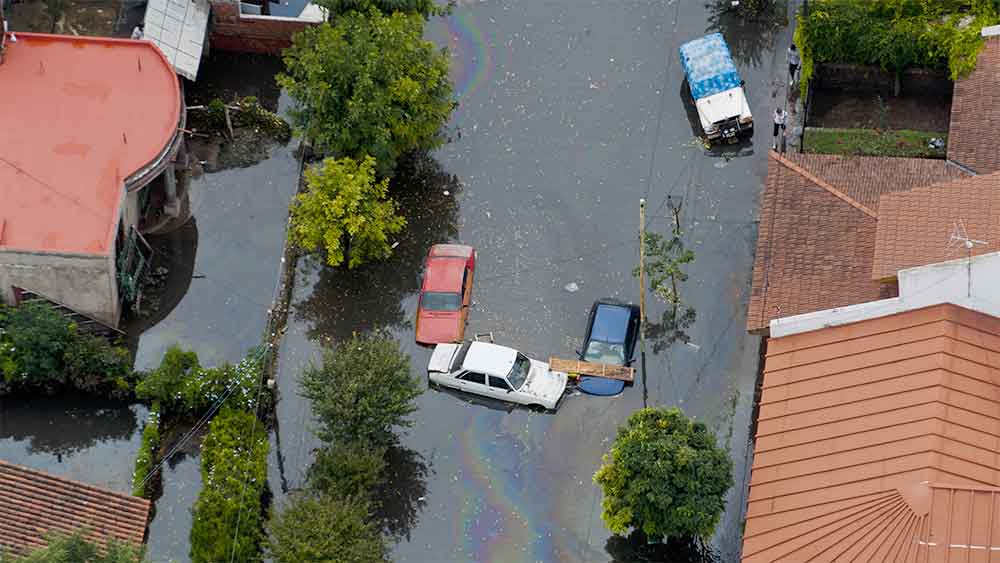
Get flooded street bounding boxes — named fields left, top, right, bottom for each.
left=272, top=1, right=793, bottom=561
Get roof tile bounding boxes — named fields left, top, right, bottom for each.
left=948, top=38, right=1000, bottom=173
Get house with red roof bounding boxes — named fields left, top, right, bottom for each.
left=0, top=28, right=186, bottom=329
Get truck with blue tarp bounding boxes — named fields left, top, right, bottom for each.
left=679, top=33, right=752, bottom=142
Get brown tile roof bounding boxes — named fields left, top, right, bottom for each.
left=746, top=153, right=962, bottom=333
left=948, top=38, right=1000, bottom=174
left=872, top=172, right=1000, bottom=280
left=743, top=303, right=1000, bottom=563
left=0, top=460, right=150, bottom=554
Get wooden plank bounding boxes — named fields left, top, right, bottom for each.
left=549, top=358, right=634, bottom=383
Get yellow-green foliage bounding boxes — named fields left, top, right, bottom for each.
left=290, top=156, right=405, bottom=268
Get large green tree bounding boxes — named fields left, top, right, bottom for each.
left=594, top=407, right=733, bottom=541
left=290, top=156, right=406, bottom=268
left=267, top=493, right=388, bottom=563
left=299, top=332, right=420, bottom=446
left=278, top=10, right=455, bottom=177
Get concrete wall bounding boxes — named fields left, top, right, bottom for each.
left=0, top=249, right=120, bottom=327
left=209, top=0, right=317, bottom=54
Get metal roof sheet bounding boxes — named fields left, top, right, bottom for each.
left=143, top=0, right=209, bottom=81
left=742, top=303, right=1000, bottom=562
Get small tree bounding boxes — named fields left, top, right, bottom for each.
left=290, top=156, right=405, bottom=268
left=314, top=0, right=452, bottom=19
left=299, top=333, right=420, bottom=446
left=267, top=493, right=388, bottom=563
left=594, top=407, right=733, bottom=541
left=278, top=11, right=455, bottom=177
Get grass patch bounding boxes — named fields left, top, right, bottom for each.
left=804, top=127, right=946, bottom=158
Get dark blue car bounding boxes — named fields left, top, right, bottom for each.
left=577, top=300, right=640, bottom=396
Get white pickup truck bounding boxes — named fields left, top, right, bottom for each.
left=679, top=33, right=753, bottom=142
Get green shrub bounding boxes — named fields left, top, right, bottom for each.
left=266, top=493, right=388, bottom=563
left=190, top=407, right=269, bottom=563
left=131, top=404, right=161, bottom=498
left=0, top=302, right=71, bottom=385
left=300, top=333, right=420, bottom=446
left=0, top=531, right=144, bottom=562
left=136, top=346, right=268, bottom=416
left=308, top=441, right=386, bottom=499
left=796, top=0, right=1000, bottom=90
left=64, top=332, right=133, bottom=398
left=594, top=407, right=733, bottom=540
left=0, top=303, right=133, bottom=396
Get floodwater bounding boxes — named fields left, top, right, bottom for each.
left=134, top=54, right=300, bottom=562
left=270, top=1, right=794, bottom=561
left=0, top=395, right=146, bottom=493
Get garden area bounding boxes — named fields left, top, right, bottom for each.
left=796, top=0, right=999, bottom=157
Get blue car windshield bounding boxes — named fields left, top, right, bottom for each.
left=422, top=291, right=461, bottom=311
left=584, top=341, right=625, bottom=365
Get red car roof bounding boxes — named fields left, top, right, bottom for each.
left=422, top=257, right=466, bottom=292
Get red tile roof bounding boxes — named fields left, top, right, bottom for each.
left=873, top=172, right=1000, bottom=280
left=746, top=153, right=962, bottom=333
left=743, top=303, right=1000, bottom=563
left=948, top=38, right=1000, bottom=174
left=0, top=460, right=150, bottom=554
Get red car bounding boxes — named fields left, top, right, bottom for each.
left=415, top=244, right=476, bottom=345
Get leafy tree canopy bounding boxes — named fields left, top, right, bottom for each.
left=594, top=407, right=733, bottom=541
left=308, top=440, right=387, bottom=499
left=290, top=156, right=406, bottom=268
left=267, top=493, right=388, bottom=563
left=299, top=332, right=420, bottom=446
left=278, top=10, right=455, bottom=177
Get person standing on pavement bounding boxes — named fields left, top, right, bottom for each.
left=772, top=107, right=787, bottom=150
left=788, top=43, right=800, bottom=86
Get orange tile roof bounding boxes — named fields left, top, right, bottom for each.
left=948, top=38, right=1000, bottom=174
left=0, top=460, right=150, bottom=554
left=746, top=153, right=963, bottom=333
left=0, top=33, right=181, bottom=255
left=743, top=303, right=1000, bottom=563
left=873, top=172, right=1000, bottom=280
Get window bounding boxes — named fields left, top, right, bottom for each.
left=461, top=268, right=470, bottom=300
left=507, top=354, right=531, bottom=390
left=451, top=341, right=472, bottom=372
left=489, top=376, right=511, bottom=391
left=421, top=291, right=462, bottom=311
left=459, top=372, right=485, bottom=385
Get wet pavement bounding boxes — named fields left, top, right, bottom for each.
left=270, top=1, right=795, bottom=561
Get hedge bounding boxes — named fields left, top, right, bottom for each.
left=796, top=0, right=1000, bottom=97
left=131, top=404, right=161, bottom=498
left=189, top=407, right=269, bottom=563
left=135, top=346, right=269, bottom=417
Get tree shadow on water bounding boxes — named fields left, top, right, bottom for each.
left=606, top=531, right=720, bottom=563
left=705, top=0, right=787, bottom=69
left=0, top=395, right=138, bottom=456
left=294, top=152, right=461, bottom=343
left=371, top=442, right=431, bottom=543
left=645, top=305, right=697, bottom=355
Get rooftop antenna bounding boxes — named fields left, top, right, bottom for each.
left=946, top=220, right=989, bottom=298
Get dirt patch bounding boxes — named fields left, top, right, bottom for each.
left=5, top=0, right=124, bottom=36
left=809, top=89, right=952, bottom=132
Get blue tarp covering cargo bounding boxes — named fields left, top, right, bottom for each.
left=678, top=33, right=742, bottom=100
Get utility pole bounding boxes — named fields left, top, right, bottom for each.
left=639, top=198, right=646, bottom=355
